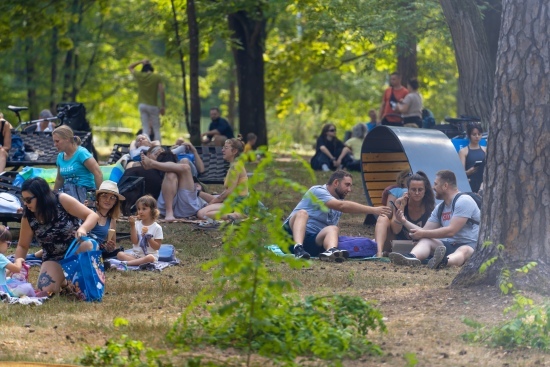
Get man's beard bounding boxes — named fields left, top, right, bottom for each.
left=335, top=186, right=347, bottom=200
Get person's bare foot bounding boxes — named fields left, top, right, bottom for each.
left=164, top=215, right=177, bottom=223
left=140, top=152, right=153, bottom=169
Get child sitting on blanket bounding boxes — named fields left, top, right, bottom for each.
left=0, top=226, right=25, bottom=294
left=116, top=195, right=163, bottom=270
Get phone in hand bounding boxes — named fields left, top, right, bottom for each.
left=389, top=201, right=399, bottom=211
left=473, top=160, right=483, bottom=168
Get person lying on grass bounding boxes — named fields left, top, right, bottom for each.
left=116, top=195, right=163, bottom=270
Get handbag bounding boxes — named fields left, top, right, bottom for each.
left=338, top=236, right=377, bottom=258
left=59, top=237, right=105, bottom=302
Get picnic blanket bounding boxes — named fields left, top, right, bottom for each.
left=0, top=291, right=49, bottom=305
left=107, top=258, right=179, bottom=272
left=265, top=244, right=390, bottom=262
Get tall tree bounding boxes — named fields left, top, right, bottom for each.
left=187, top=0, right=201, bottom=144
left=228, top=8, right=268, bottom=146
left=439, top=0, right=499, bottom=122
left=25, top=38, right=39, bottom=120
left=452, top=0, right=550, bottom=293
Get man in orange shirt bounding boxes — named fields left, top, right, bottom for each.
left=379, top=72, right=409, bottom=126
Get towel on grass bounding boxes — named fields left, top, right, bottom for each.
left=0, top=291, right=49, bottom=305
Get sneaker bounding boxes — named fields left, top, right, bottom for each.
left=321, top=164, right=330, bottom=172
left=293, top=244, right=311, bottom=260
left=389, top=252, right=421, bottom=266
left=428, top=245, right=449, bottom=269
left=319, top=248, right=348, bottom=263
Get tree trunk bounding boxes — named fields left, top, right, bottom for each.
left=25, top=38, right=38, bottom=120
left=169, top=0, right=191, bottom=138
left=187, top=0, right=201, bottom=145
left=439, top=0, right=495, bottom=123
left=396, top=36, right=417, bottom=87
left=62, top=0, right=79, bottom=102
left=228, top=10, right=267, bottom=147
left=227, top=62, right=237, bottom=128
left=452, top=0, right=550, bottom=294
left=50, top=27, right=59, bottom=112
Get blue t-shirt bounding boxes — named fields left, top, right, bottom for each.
left=285, top=185, right=342, bottom=234
left=366, top=122, right=377, bottom=132
left=428, top=193, right=480, bottom=245
left=56, top=146, right=96, bottom=189
left=0, top=254, right=9, bottom=286
left=91, top=217, right=111, bottom=243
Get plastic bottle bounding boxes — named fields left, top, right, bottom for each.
left=12, top=261, right=30, bottom=282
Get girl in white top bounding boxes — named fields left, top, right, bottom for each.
left=117, top=195, right=163, bottom=267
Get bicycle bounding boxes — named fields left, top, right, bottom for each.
left=6, top=105, right=60, bottom=132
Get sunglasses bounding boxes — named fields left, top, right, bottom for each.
left=328, top=129, right=336, bottom=132
left=100, top=195, right=118, bottom=201
left=22, top=195, right=36, bottom=204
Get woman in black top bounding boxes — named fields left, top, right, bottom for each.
left=458, top=123, right=486, bottom=193
left=310, top=124, right=353, bottom=171
left=374, top=171, right=435, bottom=257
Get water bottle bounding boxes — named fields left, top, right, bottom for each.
left=12, top=261, right=30, bottom=282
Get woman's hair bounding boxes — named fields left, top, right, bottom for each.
left=467, top=122, right=483, bottom=138
left=408, top=78, right=419, bottom=90
left=351, top=123, right=367, bottom=139
left=96, top=193, right=122, bottom=220
left=146, top=145, right=163, bottom=158
left=225, top=135, right=245, bottom=157
left=21, top=177, right=58, bottom=223
left=321, top=123, right=336, bottom=136
left=396, top=169, right=412, bottom=187
left=407, top=171, right=435, bottom=214
left=53, top=125, right=81, bottom=146
left=157, top=150, right=177, bottom=163
left=135, top=195, right=160, bottom=220
left=0, top=225, right=12, bottom=242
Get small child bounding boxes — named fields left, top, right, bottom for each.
left=116, top=195, right=163, bottom=270
left=243, top=132, right=257, bottom=154
left=0, top=226, right=24, bottom=294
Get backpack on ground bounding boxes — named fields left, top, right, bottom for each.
left=338, top=236, right=377, bottom=258
left=437, top=192, right=482, bottom=226
left=118, top=176, right=145, bottom=216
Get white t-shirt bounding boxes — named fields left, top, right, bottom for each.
left=132, top=220, right=163, bottom=258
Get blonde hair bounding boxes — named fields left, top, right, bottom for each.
left=53, top=125, right=81, bottom=146
left=135, top=195, right=160, bottom=220
left=225, top=135, right=245, bottom=157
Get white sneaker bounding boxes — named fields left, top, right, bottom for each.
left=321, top=164, right=330, bottom=172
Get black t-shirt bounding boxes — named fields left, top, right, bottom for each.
left=208, top=117, right=234, bottom=139
left=315, top=135, right=345, bottom=157
left=121, top=166, right=164, bottom=199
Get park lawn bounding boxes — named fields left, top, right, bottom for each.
left=0, top=158, right=547, bottom=366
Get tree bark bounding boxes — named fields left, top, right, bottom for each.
left=228, top=10, right=267, bottom=147
left=169, top=0, right=191, bottom=139
left=187, top=0, right=201, bottom=145
left=452, top=0, right=550, bottom=294
left=49, top=27, right=59, bottom=112
left=439, top=0, right=495, bottom=123
left=25, top=38, right=38, bottom=120
left=397, top=36, right=417, bottom=86
left=227, top=62, right=237, bottom=128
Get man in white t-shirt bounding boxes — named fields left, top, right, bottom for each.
left=389, top=170, right=480, bottom=269
left=284, top=170, right=391, bottom=262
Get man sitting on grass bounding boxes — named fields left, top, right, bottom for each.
left=389, top=170, right=480, bottom=269
left=284, top=170, right=391, bottom=262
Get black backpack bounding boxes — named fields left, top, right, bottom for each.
left=437, top=192, right=482, bottom=226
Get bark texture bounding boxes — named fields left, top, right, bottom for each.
left=452, top=0, right=550, bottom=294
left=228, top=10, right=267, bottom=147
left=187, top=0, right=201, bottom=145
left=439, top=0, right=495, bottom=123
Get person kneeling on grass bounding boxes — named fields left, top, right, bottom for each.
left=116, top=195, right=163, bottom=270
left=284, top=170, right=391, bottom=262
left=389, top=170, right=480, bottom=269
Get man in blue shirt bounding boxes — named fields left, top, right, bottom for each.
left=284, top=170, right=391, bottom=262
left=201, top=107, right=234, bottom=146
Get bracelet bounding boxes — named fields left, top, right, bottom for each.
left=394, top=220, right=403, bottom=225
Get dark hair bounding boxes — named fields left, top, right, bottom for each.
left=390, top=72, right=401, bottom=78
left=0, top=225, right=12, bottom=242
left=210, top=107, right=220, bottom=113
left=408, top=78, right=419, bottom=90
left=21, top=177, right=58, bottom=223
left=135, top=195, right=160, bottom=220
left=467, top=122, right=483, bottom=138
left=142, top=63, right=154, bottom=72
left=327, top=170, right=352, bottom=185
left=246, top=132, right=257, bottom=141
left=436, top=170, right=457, bottom=187
left=157, top=150, right=177, bottom=163
left=407, top=171, right=435, bottom=214
left=321, top=123, right=336, bottom=136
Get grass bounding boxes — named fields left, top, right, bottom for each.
left=1, top=158, right=547, bottom=366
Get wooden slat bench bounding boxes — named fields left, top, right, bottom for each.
left=107, top=144, right=229, bottom=185
left=362, top=152, right=411, bottom=207
left=7, top=130, right=92, bottom=170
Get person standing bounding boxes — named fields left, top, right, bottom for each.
left=201, top=107, right=234, bottom=146
left=128, top=59, right=166, bottom=143
left=379, top=72, right=409, bottom=126
left=366, top=109, right=379, bottom=132
left=458, top=123, right=486, bottom=193
left=395, top=79, right=423, bottom=128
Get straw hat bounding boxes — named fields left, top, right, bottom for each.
left=95, top=180, right=125, bottom=201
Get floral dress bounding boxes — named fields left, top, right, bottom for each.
left=26, top=194, right=81, bottom=261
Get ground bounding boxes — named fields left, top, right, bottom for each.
left=0, top=160, right=548, bottom=366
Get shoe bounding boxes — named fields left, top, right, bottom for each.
left=103, top=260, right=111, bottom=270
left=319, top=248, right=348, bottom=263
left=293, top=244, right=311, bottom=260
left=321, top=164, right=330, bottom=172
left=389, top=252, right=421, bottom=266
left=428, top=245, right=448, bottom=269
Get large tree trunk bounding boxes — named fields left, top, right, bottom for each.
left=25, top=38, right=38, bottom=120
left=228, top=10, right=267, bottom=147
left=49, top=27, right=59, bottom=112
left=452, top=0, right=550, bottom=294
left=439, top=0, right=495, bottom=123
left=396, top=36, right=417, bottom=87
left=187, top=0, right=201, bottom=145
